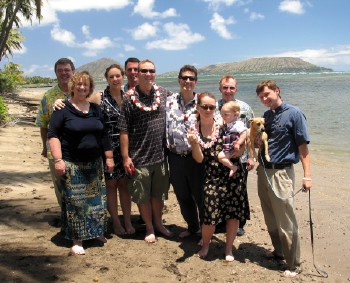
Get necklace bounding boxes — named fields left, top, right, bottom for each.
left=128, top=84, right=161, bottom=111
left=167, top=92, right=198, bottom=122
left=190, top=120, right=220, bottom=149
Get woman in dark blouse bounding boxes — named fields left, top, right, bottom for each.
left=48, top=71, right=114, bottom=255
left=89, top=64, right=135, bottom=235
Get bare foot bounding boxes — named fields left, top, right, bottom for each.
left=96, top=236, right=107, bottom=243
left=124, top=221, right=135, bottom=235
left=144, top=233, right=156, bottom=243
left=113, top=222, right=126, bottom=236
left=154, top=224, right=174, bottom=238
left=196, top=246, right=209, bottom=259
left=71, top=242, right=85, bottom=255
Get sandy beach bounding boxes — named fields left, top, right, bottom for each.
left=0, top=88, right=349, bottom=282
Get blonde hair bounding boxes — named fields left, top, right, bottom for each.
left=221, top=101, right=240, bottom=114
left=69, top=71, right=95, bottom=98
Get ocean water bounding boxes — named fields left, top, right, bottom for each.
left=98, top=72, right=350, bottom=164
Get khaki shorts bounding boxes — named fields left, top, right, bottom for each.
left=128, top=161, right=170, bottom=204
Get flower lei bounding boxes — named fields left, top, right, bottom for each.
left=190, top=120, right=220, bottom=149
left=167, top=93, right=199, bottom=122
left=128, top=84, right=161, bottom=111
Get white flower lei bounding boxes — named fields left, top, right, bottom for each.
left=190, top=120, right=221, bottom=149
left=128, top=84, right=161, bottom=111
left=166, top=93, right=198, bottom=122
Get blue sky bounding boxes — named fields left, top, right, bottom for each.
left=2, top=0, right=350, bottom=77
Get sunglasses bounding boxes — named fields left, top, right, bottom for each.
left=140, top=68, right=156, bottom=74
left=180, top=76, right=196, bottom=82
left=199, top=104, right=216, bottom=111
left=222, top=86, right=236, bottom=90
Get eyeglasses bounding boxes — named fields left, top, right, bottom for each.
left=139, top=69, right=156, bottom=74
left=199, top=104, right=216, bottom=111
left=127, top=67, right=138, bottom=72
left=179, top=76, right=196, bottom=82
left=56, top=68, right=72, bottom=74
left=222, top=86, right=236, bottom=90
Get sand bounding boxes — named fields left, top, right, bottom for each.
left=0, top=89, right=349, bottom=282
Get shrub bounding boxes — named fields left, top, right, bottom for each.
left=0, top=96, right=10, bottom=124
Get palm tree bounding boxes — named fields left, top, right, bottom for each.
left=0, top=0, right=42, bottom=61
left=0, top=26, right=24, bottom=59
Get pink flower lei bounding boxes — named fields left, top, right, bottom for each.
left=128, top=84, right=161, bottom=111
left=190, top=120, right=220, bottom=149
left=167, top=93, right=199, bottom=122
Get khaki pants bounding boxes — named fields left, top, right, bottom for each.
left=257, top=165, right=301, bottom=270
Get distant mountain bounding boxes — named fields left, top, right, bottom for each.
left=76, top=57, right=333, bottom=80
left=76, top=58, right=120, bottom=80
left=161, top=57, right=333, bottom=77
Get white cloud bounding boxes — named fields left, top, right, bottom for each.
left=124, top=44, right=136, bottom=51
left=202, top=0, right=242, bottom=11
left=82, top=25, right=91, bottom=38
left=131, top=22, right=158, bottom=40
left=19, top=0, right=132, bottom=28
left=80, top=37, right=114, bottom=50
left=145, top=22, right=205, bottom=50
left=266, top=46, right=350, bottom=70
left=249, top=12, right=265, bottom=21
left=50, top=25, right=76, bottom=47
left=133, top=0, right=178, bottom=19
left=210, top=13, right=236, bottom=40
left=50, top=24, right=114, bottom=57
left=22, top=64, right=52, bottom=76
left=279, top=0, right=305, bottom=15
left=50, top=0, right=132, bottom=12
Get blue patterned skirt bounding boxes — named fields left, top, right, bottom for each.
left=61, top=158, right=107, bottom=241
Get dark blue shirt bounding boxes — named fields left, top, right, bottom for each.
left=262, top=102, right=310, bottom=164
left=48, top=100, right=111, bottom=162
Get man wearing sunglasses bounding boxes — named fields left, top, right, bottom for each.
left=216, top=75, right=255, bottom=236
left=166, top=65, right=205, bottom=238
left=118, top=59, right=173, bottom=243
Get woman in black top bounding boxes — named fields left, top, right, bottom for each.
left=48, top=71, right=114, bottom=255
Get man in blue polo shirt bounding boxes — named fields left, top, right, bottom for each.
left=255, top=80, right=312, bottom=278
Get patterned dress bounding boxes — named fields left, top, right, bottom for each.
left=100, top=86, right=125, bottom=180
left=201, top=128, right=250, bottom=225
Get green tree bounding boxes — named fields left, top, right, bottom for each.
left=0, top=0, right=42, bottom=60
left=0, top=62, right=24, bottom=93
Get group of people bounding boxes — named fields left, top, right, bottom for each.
left=36, top=57, right=312, bottom=278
